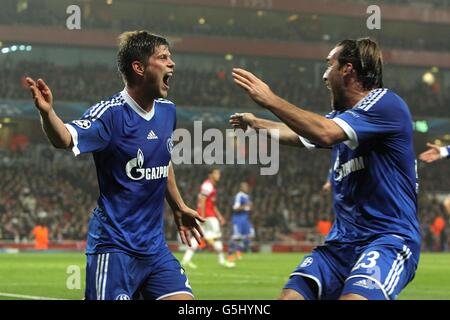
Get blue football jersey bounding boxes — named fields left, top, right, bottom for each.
left=65, top=89, right=176, bottom=256
left=232, top=192, right=251, bottom=215
left=302, top=89, right=420, bottom=245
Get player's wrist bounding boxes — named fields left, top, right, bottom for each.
left=39, top=108, right=54, bottom=118
left=439, top=147, right=449, bottom=159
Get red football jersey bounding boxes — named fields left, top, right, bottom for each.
left=197, top=179, right=217, bottom=218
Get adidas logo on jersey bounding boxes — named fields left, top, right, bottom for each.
left=353, top=279, right=370, bottom=289
left=147, top=130, right=158, bottom=140
left=352, top=279, right=378, bottom=290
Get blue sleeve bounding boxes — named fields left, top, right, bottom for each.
left=232, top=194, right=241, bottom=210
left=64, top=105, right=114, bottom=156
left=332, top=90, right=404, bottom=149
left=443, top=146, right=450, bottom=159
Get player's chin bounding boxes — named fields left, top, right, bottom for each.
left=159, top=84, right=169, bottom=98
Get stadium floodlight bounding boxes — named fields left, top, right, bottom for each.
left=414, top=120, right=429, bottom=133
left=11, top=45, right=17, bottom=51
left=422, top=72, right=435, bottom=85
left=19, top=45, right=25, bottom=51
left=26, top=45, right=32, bottom=51
left=1, top=48, right=9, bottom=54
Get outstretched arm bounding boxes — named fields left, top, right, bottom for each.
left=229, top=112, right=304, bottom=147
left=232, top=68, right=347, bottom=147
left=166, top=164, right=205, bottom=246
left=419, top=143, right=450, bottom=163
left=26, top=77, right=72, bottom=149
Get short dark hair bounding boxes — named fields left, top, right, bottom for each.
left=117, top=31, right=169, bottom=84
left=208, top=167, right=220, bottom=174
left=336, top=37, right=383, bottom=90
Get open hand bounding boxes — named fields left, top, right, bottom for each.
left=232, top=68, right=276, bottom=108
left=419, top=143, right=442, bottom=163
left=26, top=77, right=53, bottom=114
left=229, top=112, right=256, bottom=131
left=173, top=205, right=205, bottom=247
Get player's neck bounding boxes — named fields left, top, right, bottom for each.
left=126, top=86, right=156, bottom=112
left=346, top=87, right=372, bottom=109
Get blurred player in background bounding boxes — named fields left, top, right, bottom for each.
left=26, top=31, right=204, bottom=300
left=182, top=168, right=236, bottom=268
left=230, top=38, right=420, bottom=300
left=228, top=182, right=255, bottom=261
left=419, top=143, right=450, bottom=219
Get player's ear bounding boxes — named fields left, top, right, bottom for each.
left=342, top=63, right=354, bottom=76
left=131, top=61, right=145, bottom=77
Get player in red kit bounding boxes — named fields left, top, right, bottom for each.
left=181, top=168, right=235, bottom=268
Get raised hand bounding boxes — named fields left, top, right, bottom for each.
left=26, top=77, right=53, bottom=114
left=232, top=68, right=276, bottom=108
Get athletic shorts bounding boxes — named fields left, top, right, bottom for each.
left=231, top=214, right=255, bottom=240
left=284, top=234, right=420, bottom=300
left=85, top=247, right=193, bottom=300
left=202, top=217, right=222, bottom=240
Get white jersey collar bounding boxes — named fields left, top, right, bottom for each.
left=121, top=88, right=156, bottom=121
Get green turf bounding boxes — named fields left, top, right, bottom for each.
left=0, top=252, right=449, bottom=300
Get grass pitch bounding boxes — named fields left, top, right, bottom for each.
left=0, top=252, right=449, bottom=300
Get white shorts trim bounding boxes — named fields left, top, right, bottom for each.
left=156, top=291, right=194, bottom=300
left=290, top=272, right=322, bottom=299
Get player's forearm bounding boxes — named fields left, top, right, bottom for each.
left=199, top=203, right=206, bottom=218
left=234, top=205, right=250, bottom=211
left=251, top=117, right=303, bottom=147
left=40, top=109, right=72, bottom=149
left=265, top=95, right=346, bottom=147
left=215, top=207, right=224, bottom=219
left=165, top=165, right=186, bottom=212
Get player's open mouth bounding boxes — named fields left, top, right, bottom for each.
left=163, top=73, right=173, bottom=89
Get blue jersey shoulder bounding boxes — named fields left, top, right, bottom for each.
left=81, top=92, right=125, bottom=121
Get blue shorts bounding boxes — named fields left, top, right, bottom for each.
left=284, top=235, right=420, bottom=300
left=85, top=248, right=193, bottom=300
left=231, top=214, right=254, bottom=240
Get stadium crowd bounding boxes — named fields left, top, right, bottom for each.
left=1, top=0, right=450, bottom=52
left=1, top=60, right=449, bottom=118
left=1, top=143, right=449, bottom=251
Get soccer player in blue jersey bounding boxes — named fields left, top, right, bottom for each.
left=230, top=38, right=420, bottom=300
left=26, top=31, right=204, bottom=300
left=419, top=143, right=450, bottom=162
left=229, top=182, right=255, bottom=260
